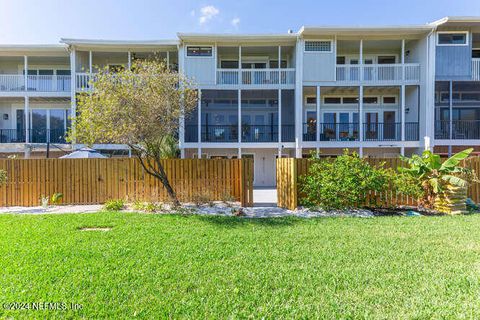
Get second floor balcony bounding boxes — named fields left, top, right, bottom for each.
left=303, top=122, right=419, bottom=142
left=335, top=63, right=421, bottom=84
left=0, top=75, right=71, bottom=93
left=185, top=124, right=295, bottom=143
left=435, top=120, right=480, bottom=140
left=216, top=69, right=296, bottom=88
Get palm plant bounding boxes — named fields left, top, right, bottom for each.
left=399, top=148, right=477, bottom=212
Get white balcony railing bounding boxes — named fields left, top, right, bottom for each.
left=216, top=68, right=295, bottom=87
left=336, top=63, right=420, bottom=83
left=76, top=73, right=95, bottom=91
left=0, top=74, right=71, bottom=92
left=472, top=58, right=480, bottom=81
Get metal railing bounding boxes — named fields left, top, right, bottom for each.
left=202, top=125, right=238, bottom=142
left=336, top=63, right=420, bottom=83
left=302, top=122, right=419, bottom=142
left=0, top=129, right=68, bottom=143
left=216, top=69, right=295, bottom=86
left=0, top=75, right=71, bottom=92
left=472, top=58, right=480, bottom=81
left=435, top=120, right=480, bottom=140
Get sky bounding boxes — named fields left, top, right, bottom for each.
left=0, top=0, right=480, bottom=44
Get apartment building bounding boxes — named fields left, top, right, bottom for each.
left=0, top=17, right=479, bottom=186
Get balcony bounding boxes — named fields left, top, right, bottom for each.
left=435, top=120, right=480, bottom=140
left=473, top=59, right=480, bottom=81
left=76, top=73, right=95, bottom=91
left=303, top=122, right=419, bottom=142
left=335, top=63, right=420, bottom=84
left=216, top=69, right=295, bottom=88
left=0, top=75, right=71, bottom=93
left=0, top=129, right=67, bottom=144
left=185, top=125, right=295, bottom=143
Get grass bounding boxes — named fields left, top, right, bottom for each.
left=1, top=212, right=480, bottom=318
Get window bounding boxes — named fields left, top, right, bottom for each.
left=269, top=60, right=287, bottom=68
left=187, top=46, right=213, bottom=57
left=336, top=56, right=346, bottom=65
left=324, top=97, right=341, bottom=104
left=437, top=32, right=468, bottom=46
left=343, top=97, right=358, bottom=104
left=305, top=41, right=332, bottom=52
left=363, top=97, right=378, bottom=104
left=383, top=97, right=396, bottom=104
left=220, top=60, right=239, bottom=68
left=473, top=49, right=480, bottom=58
left=306, top=97, right=316, bottom=104
left=378, top=56, right=396, bottom=64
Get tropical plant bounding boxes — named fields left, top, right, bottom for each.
left=103, top=199, right=125, bottom=211
left=299, top=150, right=391, bottom=210
left=69, top=59, right=197, bottom=206
left=50, top=192, right=64, bottom=205
left=399, top=148, right=477, bottom=210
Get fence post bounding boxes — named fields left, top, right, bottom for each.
left=291, top=158, right=298, bottom=210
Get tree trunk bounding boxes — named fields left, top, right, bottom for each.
left=135, top=153, right=180, bottom=207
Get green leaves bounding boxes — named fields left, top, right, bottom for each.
left=439, top=148, right=473, bottom=171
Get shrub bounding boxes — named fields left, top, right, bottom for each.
left=0, top=170, right=7, bottom=186
left=103, top=199, right=125, bottom=211
left=132, top=201, right=163, bottom=213
left=192, top=191, right=214, bottom=207
left=50, top=192, right=64, bottom=205
left=299, top=150, right=390, bottom=210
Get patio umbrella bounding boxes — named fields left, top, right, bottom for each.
left=60, top=147, right=107, bottom=159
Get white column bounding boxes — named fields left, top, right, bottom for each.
left=24, top=96, right=29, bottom=144
left=448, top=80, right=453, bottom=156
left=400, top=146, right=405, bottom=156
left=23, top=55, right=28, bottom=91
left=89, top=51, right=93, bottom=74
left=238, top=46, right=242, bottom=85
left=401, top=39, right=405, bottom=81
left=238, top=147, right=242, bottom=159
left=197, top=89, right=202, bottom=158
left=238, top=89, right=241, bottom=149
left=359, top=85, right=364, bottom=157
left=178, top=45, right=185, bottom=154
left=70, top=49, right=77, bottom=146
left=316, top=86, right=321, bottom=142
left=359, top=40, right=363, bottom=81
left=401, top=84, right=406, bottom=142
left=278, top=89, right=282, bottom=143
left=294, top=38, right=304, bottom=158
left=166, top=51, right=170, bottom=69
left=127, top=51, right=131, bottom=70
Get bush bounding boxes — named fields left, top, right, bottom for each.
left=0, top=170, right=7, bottom=185
left=103, top=199, right=125, bottom=211
left=132, top=201, right=163, bottom=212
left=299, top=150, right=390, bottom=210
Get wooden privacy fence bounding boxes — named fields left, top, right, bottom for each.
left=0, top=158, right=254, bottom=207
left=277, top=157, right=480, bottom=210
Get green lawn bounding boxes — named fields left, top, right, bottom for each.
left=1, top=213, right=480, bottom=318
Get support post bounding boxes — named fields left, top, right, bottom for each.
left=24, top=96, right=29, bottom=144
left=316, top=86, right=321, bottom=142
left=359, top=85, right=364, bottom=157
left=401, top=39, right=405, bottom=81
left=359, top=40, right=363, bottom=81
left=448, top=80, right=453, bottom=156
left=401, top=84, right=406, bottom=142
left=24, top=55, right=28, bottom=91
left=294, top=38, right=304, bottom=158
left=166, top=51, right=170, bottom=69
left=127, top=51, right=131, bottom=70
left=89, top=50, right=93, bottom=74
left=278, top=88, right=282, bottom=144
left=238, top=46, right=242, bottom=85
left=238, top=89, right=241, bottom=146
left=197, top=89, right=202, bottom=158
left=70, top=49, right=77, bottom=147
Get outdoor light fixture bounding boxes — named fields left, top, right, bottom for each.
left=3, top=114, right=8, bottom=120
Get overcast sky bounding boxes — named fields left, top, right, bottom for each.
left=1, top=0, right=480, bottom=44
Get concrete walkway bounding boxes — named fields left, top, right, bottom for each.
left=253, top=187, right=277, bottom=207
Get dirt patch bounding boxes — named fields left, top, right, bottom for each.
left=78, top=227, right=112, bottom=232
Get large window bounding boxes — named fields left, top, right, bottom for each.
left=187, top=46, right=213, bottom=57
left=437, top=32, right=468, bottom=46
left=305, top=41, right=332, bottom=52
